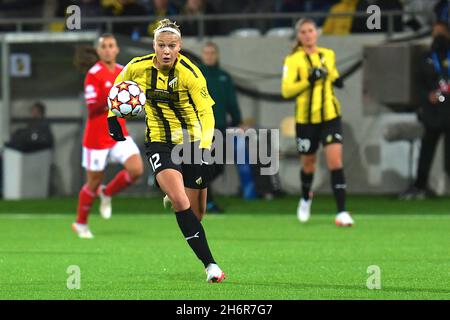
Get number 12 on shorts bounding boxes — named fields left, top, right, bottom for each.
left=149, top=153, right=161, bottom=171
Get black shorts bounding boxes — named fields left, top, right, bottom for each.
left=145, top=142, right=211, bottom=189
left=296, top=117, right=343, bottom=155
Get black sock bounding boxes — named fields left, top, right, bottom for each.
left=331, top=169, right=346, bottom=213
left=175, top=208, right=216, bottom=267
left=301, top=170, right=314, bottom=200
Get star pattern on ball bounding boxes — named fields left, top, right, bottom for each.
left=118, top=82, right=131, bottom=92
left=111, top=97, right=120, bottom=110
left=130, top=96, right=140, bottom=108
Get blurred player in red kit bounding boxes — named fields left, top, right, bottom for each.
left=72, top=34, right=144, bottom=239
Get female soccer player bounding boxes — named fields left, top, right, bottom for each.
left=107, top=19, right=225, bottom=283
left=281, top=18, right=354, bottom=226
left=72, top=34, right=144, bottom=239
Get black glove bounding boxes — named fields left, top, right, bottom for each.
left=333, top=77, right=344, bottom=89
left=108, top=116, right=126, bottom=141
left=308, top=67, right=328, bottom=84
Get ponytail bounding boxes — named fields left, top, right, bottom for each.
left=74, top=44, right=99, bottom=74
left=291, top=42, right=302, bottom=54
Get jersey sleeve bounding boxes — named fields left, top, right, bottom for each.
left=187, top=66, right=215, bottom=149
left=281, top=55, right=310, bottom=99
left=328, top=50, right=340, bottom=82
left=114, top=61, right=133, bottom=85
left=84, top=72, right=108, bottom=117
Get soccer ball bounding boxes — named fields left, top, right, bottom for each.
left=108, top=81, right=146, bottom=118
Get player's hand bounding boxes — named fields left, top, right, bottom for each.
left=308, top=67, right=328, bottom=83
left=108, top=116, right=126, bottom=141
left=333, top=77, right=344, bottom=89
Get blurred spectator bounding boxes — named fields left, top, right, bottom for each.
left=0, top=0, right=44, bottom=17
left=79, top=0, right=104, bottom=17
left=434, top=0, right=449, bottom=25
left=0, top=0, right=45, bottom=31
left=49, top=0, right=73, bottom=32
left=199, top=42, right=242, bottom=213
left=221, top=0, right=273, bottom=33
left=401, top=22, right=450, bottom=199
left=29, top=102, right=54, bottom=149
left=274, top=0, right=304, bottom=28
left=179, top=0, right=221, bottom=36
left=275, top=0, right=338, bottom=27
left=403, top=0, right=439, bottom=31
left=322, top=0, right=360, bottom=35
left=146, top=0, right=179, bottom=36
left=137, top=0, right=153, bottom=12
left=323, top=0, right=403, bottom=34
left=310, top=0, right=339, bottom=26
left=101, top=0, right=122, bottom=15
left=7, top=102, right=54, bottom=152
left=275, top=0, right=304, bottom=14
left=79, top=0, right=104, bottom=31
left=103, top=0, right=148, bottom=37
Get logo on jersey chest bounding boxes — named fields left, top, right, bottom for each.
left=168, top=77, right=178, bottom=89
left=146, top=88, right=179, bottom=103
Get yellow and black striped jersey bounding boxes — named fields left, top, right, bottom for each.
left=109, top=53, right=215, bottom=149
left=281, top=47, right=341, bottom=124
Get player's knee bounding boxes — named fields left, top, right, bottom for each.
left=127, top=165, right=144, bottom=181
left=302, top=159, right=316, bottom=173
left=86, top=177, right=103, bottom=192
left=198, top=205, right=206, bottom=220
left=169, top=194, right=190, bottom=212
left=303, top=163, right=316, bottom=173
left=327, top=159, right=342, bottom=171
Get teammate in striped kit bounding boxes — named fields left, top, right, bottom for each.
left=282, top=19, right=354, bottom=226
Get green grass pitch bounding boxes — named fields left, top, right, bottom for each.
left=0, top=195, right=449, bottom=300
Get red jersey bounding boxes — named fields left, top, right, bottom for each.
left=83, top=61, right=128, bottom=149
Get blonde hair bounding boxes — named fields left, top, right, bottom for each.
left=291, top=18, right=317, bottom=54
left=154, top=19, right=181, bottom=39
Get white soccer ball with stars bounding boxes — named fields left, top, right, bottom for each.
left=108, top=80, right=146, bottom=118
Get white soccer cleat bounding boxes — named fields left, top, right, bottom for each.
left=335, top=211, right=354, bottom=227
left=98, top=185, right=112, bottom=219
left=163, top=194, right=173, bottom=209
left=205, top=263, right=225, bottom=283
left=297, top=198, right=312, bottom=223
left=71, top=223, right=94, bottom=239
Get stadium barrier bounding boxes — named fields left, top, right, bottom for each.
left=0, top=11, right=432, bottom=39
